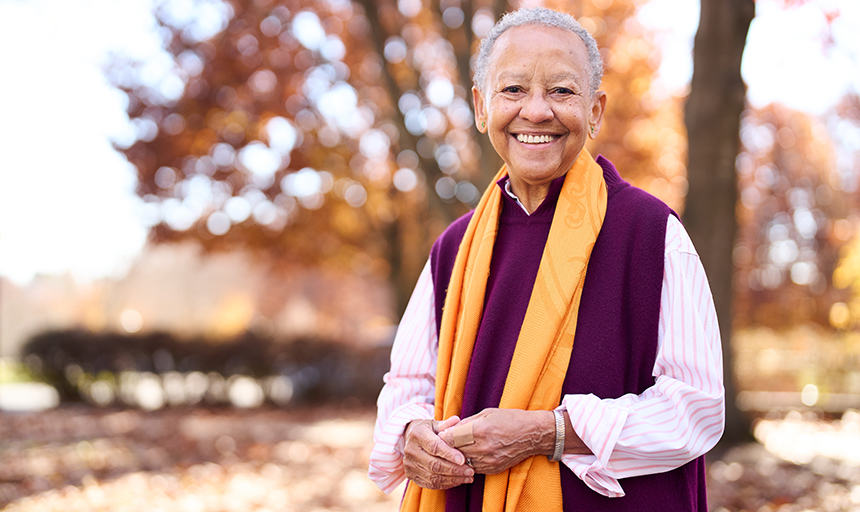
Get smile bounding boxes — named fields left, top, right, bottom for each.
left=515, top=134, right=557, bottom=144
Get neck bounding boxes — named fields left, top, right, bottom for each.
left=507, top=178, right=552, bottom=214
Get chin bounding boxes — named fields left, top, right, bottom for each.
left=508, top=158, right=571, bottom=181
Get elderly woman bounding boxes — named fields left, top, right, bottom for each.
left=369, top=7, right=724, bottom=512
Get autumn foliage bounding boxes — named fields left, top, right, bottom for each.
left=112, top=0, right=860, bottom=352
left=111, top=0, right=688, bottom=315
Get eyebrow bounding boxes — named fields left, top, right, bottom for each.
left=495, top=71, right=583, bottom=85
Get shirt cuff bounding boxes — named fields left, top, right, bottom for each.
left=558, top=394, right=629, bottom=497
left=368, top=402, right=434, bottom=494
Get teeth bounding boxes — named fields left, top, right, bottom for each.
left=516, top=134, right=554, bottom=144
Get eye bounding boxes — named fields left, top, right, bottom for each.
left=501, top=85, right=523, bottom=94
left=552, top=87, right=575, bottom=95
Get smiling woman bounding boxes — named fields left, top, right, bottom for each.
left=369, top=7, right=724, bottom=512
left=472, top=23, right=606, bottom=212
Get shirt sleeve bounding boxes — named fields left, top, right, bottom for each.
left=368, top=260, right=438, bottom=494
left=558, top=215, right=725, bottom=497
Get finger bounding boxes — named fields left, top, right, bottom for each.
left=434, top=415, right=460, bottom=433
left=408, top=419, right=470, bottom=467
left=437, top=419, right=468, bottom=447
left=409, top=468, right=475, bottom=491
left=435, top=416, right=463, bottom=448
left=404, top=435, right=474, bottom=488
left=422, top=429, right=468, bottom=466
left=418, top=449, right=474, bottom=479
left=450, top=422, right=475, bottom=448
left=407, top=456, right=474, bottom=489
left=438, top=428, right=453, bottom=447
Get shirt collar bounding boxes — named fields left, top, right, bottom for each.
left=497, top=174, right=568, bottom=217
left=503, top=179, right=533, bottom=216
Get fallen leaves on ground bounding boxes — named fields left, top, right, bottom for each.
left=0, top=405, right=401, bottom=512
left=4, top=406, right=860, bottom=511
left=707, top=411, right=860, bottom=512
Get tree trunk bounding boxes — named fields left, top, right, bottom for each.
left=683, top=0, right=755, bottom=448
left=356, top=0, right=460, bottom=315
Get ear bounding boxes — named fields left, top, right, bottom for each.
left=472, top=86, right=488, bottom=133
left=588, top=91, right=607, bottom=139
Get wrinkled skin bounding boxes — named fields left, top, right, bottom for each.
left=439, top=409, right=592, bottom=475
left=404, top=409, right=593, bottom=487
left=438, top=409, right=554, bottom=475
left=403, top=416, right=475, bottom=490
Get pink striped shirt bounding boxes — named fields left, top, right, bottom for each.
left=368, top=215, right=724, bottom=498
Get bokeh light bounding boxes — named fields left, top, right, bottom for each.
left=120, top=309, right=144, bottom=334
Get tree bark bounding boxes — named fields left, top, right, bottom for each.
left=683, top=0, right=755, bottom=447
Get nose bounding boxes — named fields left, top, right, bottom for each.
left=519, top=91, right=553, bottom=123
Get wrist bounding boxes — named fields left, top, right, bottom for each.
left=535, top=410, right=557, bottom=458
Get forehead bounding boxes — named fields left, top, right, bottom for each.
left=488, top=24, right=589, bottom=80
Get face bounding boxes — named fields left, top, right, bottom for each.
left=473, top=24, right=606, bottom=189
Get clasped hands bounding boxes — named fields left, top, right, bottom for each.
left=402, top=408, right=558, bottom=490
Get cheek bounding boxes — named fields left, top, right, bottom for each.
left=488, top=102, right=518, bottom=126
left=564, top=107, right=589, bottom=130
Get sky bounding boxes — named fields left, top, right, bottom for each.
left=0, top=0, right=858, bottom=286
left=0, top=0, right=163, bottom=284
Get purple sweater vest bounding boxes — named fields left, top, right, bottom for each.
left=429, top=156, right=706, bottom=512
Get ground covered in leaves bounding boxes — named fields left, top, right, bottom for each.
left=0, top=405, right=400, bottom=512
left=3, top=406, right=860, bottom=511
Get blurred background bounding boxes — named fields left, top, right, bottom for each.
left=1, top=0, right=859, bottom=510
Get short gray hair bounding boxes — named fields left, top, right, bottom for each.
left=473, top=7, right=603, bottom=98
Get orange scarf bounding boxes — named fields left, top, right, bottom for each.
left=401, top=150, right=607, bottom=512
